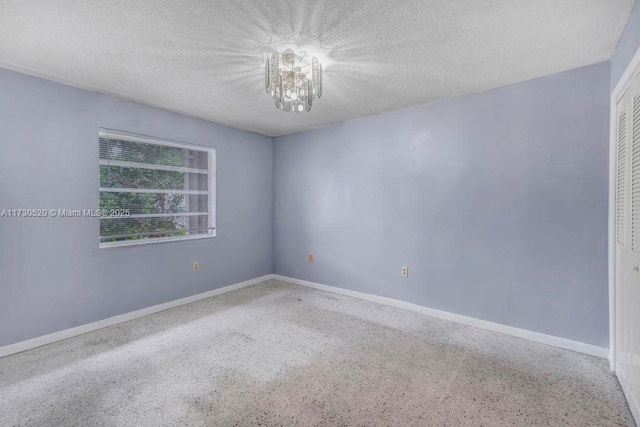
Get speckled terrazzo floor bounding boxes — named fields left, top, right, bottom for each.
left=0, top=280, right=634, bottom=426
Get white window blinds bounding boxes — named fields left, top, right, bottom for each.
left=99, top=129, right=216, bottom=248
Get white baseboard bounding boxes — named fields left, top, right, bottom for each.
left=272, top=274, right=609, bottom=359
left=2, top=274, right=608, bottom=360
left=0, top=274, right=272, bottom=359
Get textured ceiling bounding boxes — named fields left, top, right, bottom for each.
left=0, top=0, right=634, bottom=137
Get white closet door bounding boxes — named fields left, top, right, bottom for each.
left=617, top=69, right=640, bottom=421
left=629, top=76, right=640, bottom=413
left=616, top=91, right=631, bottom=394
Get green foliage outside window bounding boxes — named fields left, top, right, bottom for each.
left=99, top=139, right=192, bottom=242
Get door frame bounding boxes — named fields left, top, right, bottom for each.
left=610, top=45, right=640, bottom=372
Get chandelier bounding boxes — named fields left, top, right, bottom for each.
left=265, top=49, right=322, bottom=112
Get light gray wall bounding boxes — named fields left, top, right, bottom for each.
left=274, top=62, right=611, bottom=347
left=0, top=58, right=614, bottom=349
left=0, top=68, right=274, bottom=347
left=612, top=0, right=640, bottom=89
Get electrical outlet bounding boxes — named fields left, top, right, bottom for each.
left=193, top=262, right=199, bottom=271
left=308, top=253, right=314, bottom=263
left=401, top=266, right=408, bottom=277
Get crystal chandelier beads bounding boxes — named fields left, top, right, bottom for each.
left=265, top=49, right=322, bottom=112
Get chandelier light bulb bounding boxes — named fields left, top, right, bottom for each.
left=265, top=49, right=322, bottom=113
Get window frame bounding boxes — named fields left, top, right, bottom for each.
left=98, top=128, right=216, bottom=249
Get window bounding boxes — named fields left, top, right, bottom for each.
left=99, top=129, right=215, bottom=248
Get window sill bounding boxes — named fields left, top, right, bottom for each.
left=99, top=232, right=216, bottom=250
